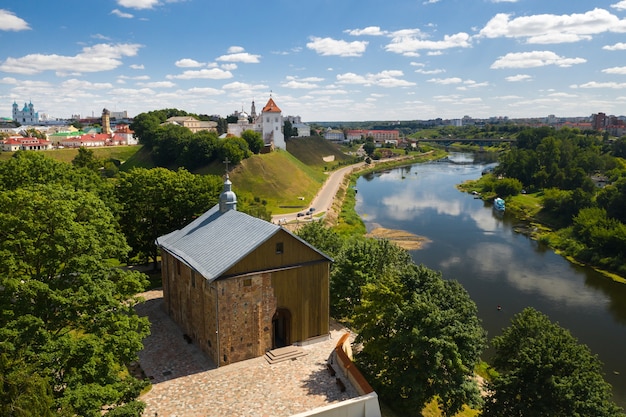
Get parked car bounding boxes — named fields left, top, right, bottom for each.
left=297, top=212, right=304, bottom=217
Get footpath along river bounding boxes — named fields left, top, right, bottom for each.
left=354, top=152, right=626, bottom=408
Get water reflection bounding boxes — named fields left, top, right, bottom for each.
left=355, top=153, right=626, bottom=407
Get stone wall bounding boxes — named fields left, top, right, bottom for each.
left=217, top=273, right=277, bottom=365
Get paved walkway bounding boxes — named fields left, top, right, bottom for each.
left=135, top=290, right=359, bottom=417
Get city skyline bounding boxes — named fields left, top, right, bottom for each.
left=1, top=1, right=626, bottom=122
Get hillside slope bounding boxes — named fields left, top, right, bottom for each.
left=286, top=136, right=351, bottom=168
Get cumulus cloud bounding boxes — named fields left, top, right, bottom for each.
left=0, top=43, right=142, bottom=75
left=175, top=58, right=204, bottom=68
left=130, top=64, right=144, bottom=69
left=167, top=68, right=233, bottom=80
left=216, top=47, right=261, bottom=63
left=491, top=50, right=586, bottom=69
left=306, top=37, right=368, bottom=57
left=336, top=70, right=415, bottom=87
left=345, top=26, right=387, bottom=36
left=478, top=8, right=626, bottom=44
left=602, top=66, right=626, bottom=74
left=117, top=0, right=159, bottom=10
left=0, top=9, right=30, bottom=31
left=61, top=79, right=113, bottom=89
left=111, top=9, right=134, bottom=18
left=281, top=76, right=324, bottom=89
left=574, top=81, right=626, bottom=88
left=603, top=42, right=626, bottom=50
left=506, top=74, right=533, bottom=82
left=612, top=1, right=626, bottom=11
left=138, top=81, right=176, bottom=88
left=427, top=77, right=463, bottom=85
left=385, top=31, right=471, bottom=55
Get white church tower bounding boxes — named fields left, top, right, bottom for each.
left=261, top=97, right=285, bottom=150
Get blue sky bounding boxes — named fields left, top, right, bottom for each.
left=1, top=0, right=626, bottom=122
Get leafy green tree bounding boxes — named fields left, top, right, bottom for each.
left=363, top=140, right=376, bottom=157
left=284, top=120, right=294, bottom=140
left=493, top=177, right=523, bottom=197
left=330, top=237, right=413, bottom=319
left=355, top=263, right=487, bottom=416
left=482, top=308, right=623, bottom=417
left=597, top=177, right=626, bottom=223
left=72, top=146, right=101, bottom=171
left=295, top=221, right=343, bottom=259
left=217, top=136, right=251, bottom=165
left=0, top=184, right=150, bottom=416
left=241, top=129, right=264, bottom=154
left=116, top=168, right=223, bottom=265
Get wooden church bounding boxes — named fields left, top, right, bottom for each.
left=156, top=174, right=331, bottom=367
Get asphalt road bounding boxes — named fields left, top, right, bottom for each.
left=271, top=162, right=364, bottom=225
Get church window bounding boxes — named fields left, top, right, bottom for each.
left=243, top=278, right=252, bottom=287
left=266, top=117, right=269, bottom=122
left=275, top=117, right=278, bottom=122
left=276, top=242, right=284, bottom=254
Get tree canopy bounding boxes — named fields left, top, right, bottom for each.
left=482, top=308, right=623, bottom=417
left=115, top=167, right=223, bottom=265
left=0, top=184, right=150, bottom=416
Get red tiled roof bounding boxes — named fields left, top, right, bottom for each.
left=261, top=98, right=281, bottom=113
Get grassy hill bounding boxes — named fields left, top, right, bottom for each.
left=286, top=136, right=351, bottom=168
left=0, top=138, right=351, bottom=215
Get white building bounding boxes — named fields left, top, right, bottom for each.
left=12, top=101, right=39, bottom=124
left=227, top=97, right=287, bottom=150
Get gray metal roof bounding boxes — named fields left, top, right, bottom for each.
left=156, top=205, right=282, bottom=282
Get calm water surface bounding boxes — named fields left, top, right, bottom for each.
left=355, top=153, right=626, bottom=407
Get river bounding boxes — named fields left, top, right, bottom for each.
left=354, top=152, right=626, bottom=407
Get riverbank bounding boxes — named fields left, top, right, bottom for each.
left=457, top=178, right=626, bottom=285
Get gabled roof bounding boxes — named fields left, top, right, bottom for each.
left=156, top=204, right=331, bottom=282
left=261, top=98, right=281, bottom=113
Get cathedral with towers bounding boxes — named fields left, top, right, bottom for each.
left=227, top=96, right=285, bottom=150
left=12, top=101, right=39, bottom=124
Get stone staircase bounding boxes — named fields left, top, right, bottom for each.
left=264, top=345, right=308, bottom=364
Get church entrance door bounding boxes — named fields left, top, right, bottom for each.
left=272, top=308, right=291, bottom=348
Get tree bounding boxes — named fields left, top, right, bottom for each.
left=330, top=237, right=413, bottom=319
left=217, top=136, right=251, bottom=165
left=241, top=129, right=264, bottom=154
left=295, top=221, right=343, bottom=259
left=0, top=184, right=150, bottom=416
left=363, top=140, right=376, bottom=157
left=482, top=308, right=623, bottom=417
left=355, top=263, right=487, bottom=416
left=284, top=120, right=294, bottom=140
left=116, top=168, right=223, bottom=265
left=72, top=146, right=101, bottom=171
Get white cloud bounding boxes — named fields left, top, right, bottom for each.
left=306, top=37, right=368, bottom=57
left=478, top=8, right=626, bottom=44
left=186, top=87, right=223, bottom=95
left=111, top=9, right=134, bottom=18
left=345, top=26, right=387, bottom=36
left=61, top=79, right=113, bottom=90
left=0, top=43, right=142, bottom=75
left=427, top=77, right=463, bottom=85
left=336, top=70, right=415, bottom=87
left=130, top=64, right=144, bottom=69
left=385, top=31, right=471, bottom=55
left=167, top=68, right=233, bottom=80
left=227, top=46, right=245, bottom=54
left=216, top=48, right=261, bottom=63
left=506, top=74, right=533, bottom=82
left=0, top=77, right=18, bottom=84
left=117, top=0, right=159, bottom=10
left=612, top=1, right=626, bottom=11
left=491, top=51, right=587, bottom=69
left=574, top=81, right=626, bottom=88
left=220, top=63, right=237, bottom=71
left=282, top=80, right=318, bottom=89
left=138, top=81, right=176, bottom=88
left=175, top=58, right=204, bottom=68
left=602, top=66, right=626, bottom=74
left=0, top=9, right=30, bottom=31
left=603, top=42, right=626, bottom=50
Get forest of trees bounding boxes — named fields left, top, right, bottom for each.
left=2, top=121, right=626, bottom=415
left=475, top=127, right=626, bottom=277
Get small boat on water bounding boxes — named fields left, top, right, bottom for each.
left=493, top=197, right=506, bottom=212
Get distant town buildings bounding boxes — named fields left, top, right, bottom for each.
left=227, top=97, right=289, bottom=150
left=12, top=101, right=39, bottom=124
left=162, top=116, right=217, bottom=134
